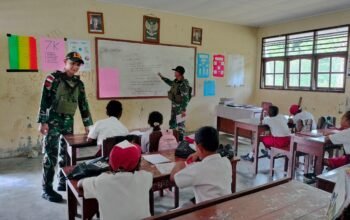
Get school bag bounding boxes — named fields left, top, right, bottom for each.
left=66, top=157, right=109, bottom=180
left=175, top=140, right=196, bottom=159
left=158, top=129, right=178, bottom=151
left=217, top=144, right=234, bottom=160
left=317, top=116, right=336, bottom=129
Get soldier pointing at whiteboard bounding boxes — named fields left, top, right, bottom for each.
left=158, top=66, right=192, bottom=141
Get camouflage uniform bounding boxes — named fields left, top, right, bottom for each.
left=38, top=71, right=93, bottom=191
left=161, top=77, right=191, bottom=141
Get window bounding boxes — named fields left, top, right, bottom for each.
left=261, top=25, right=349, bottom=92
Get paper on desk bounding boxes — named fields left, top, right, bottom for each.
left=189, top=144, right=196, bottom=151
left=176, top=114, right=186, bottom=123
left=143, top=154, right=171, bottom=164
left=155, top=162, right=175, bottom=174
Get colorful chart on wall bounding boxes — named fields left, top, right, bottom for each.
left=7, top=34, right=38, bottom=72
left=39, top=37, right=65, bottom=72
left=213, top=54, right=225, bottom=77
left=67, top=39, right=92, bottom=71
left=197, top=53, right=210, bottom=78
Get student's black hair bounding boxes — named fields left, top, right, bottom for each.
left=106, top=100, right=123, bottom=118
left=194, top=126, right=219, bottom=152
left=148, top=111, right=163, bottom=132
left=268, top=105, right=279, bottom=117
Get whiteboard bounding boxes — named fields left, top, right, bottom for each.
left=96, top=38, right=196, bottom=99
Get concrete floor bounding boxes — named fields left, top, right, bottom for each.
left=0, top=133, right=308, bottom=220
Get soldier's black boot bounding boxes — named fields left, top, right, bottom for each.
left=57, top=181, right=66, bottom=191
left=57, top=170, right=66, bottom=191
left=42, top=187, right=63, bottom=203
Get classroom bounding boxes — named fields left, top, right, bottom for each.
left=1, top=0, right=350, bottom=219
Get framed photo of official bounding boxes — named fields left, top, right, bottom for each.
left=143, top=15, right=160, bottom=43
left=87, top=11, right=104, bottom=34
left=191, top=27, right=202, bottom=45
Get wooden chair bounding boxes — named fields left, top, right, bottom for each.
left=149, top=129, right=179, bottom=152
left=102, top=135, right=141, bottom=157
left=294, top=119, right=313, bottom=174
left=318, top=116, right=342, bottom=158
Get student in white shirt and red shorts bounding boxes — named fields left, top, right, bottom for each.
left=241, top=105, right=291, bottom=161
left=324, top=111, right=350, bottom=169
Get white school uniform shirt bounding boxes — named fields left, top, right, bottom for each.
left=88, top=116, right=129, bottom=145
left=82, top=171, right=153, bottom=220
left=263, top=114, right=291, bottom=137
left=174, top=153, right=232, bottom=203
left=329, top=128, right=350, bottom=154
left=292, top=111, right=316, bottom=130
left=141, top=128, right=154, bottom=153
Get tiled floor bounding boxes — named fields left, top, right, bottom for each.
left=0, top=133, right=310, bottom=220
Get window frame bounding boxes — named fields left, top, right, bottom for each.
left=260, top=25, right=349, bottom=93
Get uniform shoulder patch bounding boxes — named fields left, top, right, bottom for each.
left=44, top=74, right=55, bottom=89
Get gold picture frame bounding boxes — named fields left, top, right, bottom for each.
left=143, top=16, right=160, bottom=43
left=87, top=11, right=104, bottom=34
left=191, top=27, right=202, bottom=45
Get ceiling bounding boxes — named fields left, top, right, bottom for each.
left=98, top=0, right=350, bottom=27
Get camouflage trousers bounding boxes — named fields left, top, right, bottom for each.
left=42, top=113, right=73, bottom=190
left=170, top=106, right=185, bottom=141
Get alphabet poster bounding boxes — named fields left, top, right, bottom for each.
left=213, top=54, right=225, bottom=77
left=40, top=37, right=65, bottom=71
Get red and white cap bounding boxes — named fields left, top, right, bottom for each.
left=109, top=140, right=141, bottom=172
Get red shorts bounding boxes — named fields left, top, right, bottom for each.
left=261, top=135, right=291, bottom=150
left=327, top=155, right=350, bottom=169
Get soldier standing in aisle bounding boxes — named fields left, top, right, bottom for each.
left=158, top=66, right=191, bottom=141
left=38, top=52, right=93, bottom=202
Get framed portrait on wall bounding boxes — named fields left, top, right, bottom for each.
left=143, top=16, right=160, bottom=43
left=191, top=27, right=202, bottom=45
left=87, top=11, right=104, bottom=34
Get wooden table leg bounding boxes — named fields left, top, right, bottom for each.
left=253, top=129, right=259, bottom=175
left=149, top=190, right=154, bottom=216
left=81, top=199, right=98, bottom=220
left=234, top=125, right=239, bottom=156
left=231, top=160, right=238, bottom=193
left=174, top=186, right=179, bottom=208
left=67, top=184, right=77, bottom=220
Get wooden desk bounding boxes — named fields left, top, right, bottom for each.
left=234, top=118, right=269, bottom=174
left=145, top=179, right=330, bottom=220
left=63, top=166, right=99, bottom=220
left=216, top=104, right=261, bottom=137
left=316, top=164, right=350, bottom=193
left=290, top=134, right=327, bottom=177
left=63, top=134, right=97, bottom=166
left=64, top=150, right=240, bottom=219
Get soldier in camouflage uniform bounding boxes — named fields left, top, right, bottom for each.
left=38, top=52, right=93, bottom=202
left=158, top=66, right=191, bottom=141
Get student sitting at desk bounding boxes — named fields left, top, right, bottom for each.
left=324, top=111, right=350, bottom=169
left=170, top=126, right=232, bottom=204
left=289, top=104, right=316, bottom=130
left=141, top=111, right=163, bottom=153
left=241, top=105, right=291, bottom=162
left=78, top=141, right=152, bottom=220
left=88, top=100, right=128, bottom=155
